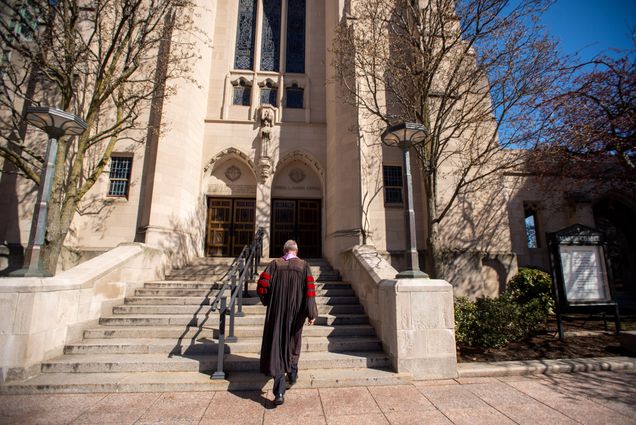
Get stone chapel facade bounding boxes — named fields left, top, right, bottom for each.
left=1, top=1, right=634, bottom=305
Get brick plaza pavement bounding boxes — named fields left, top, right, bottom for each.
left=1, top=370, right=634, bottom=425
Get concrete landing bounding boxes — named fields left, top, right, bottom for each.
left=1, top=369, right=634, bottom=424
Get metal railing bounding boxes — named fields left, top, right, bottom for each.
left=211, top=227, right=265, bottom=379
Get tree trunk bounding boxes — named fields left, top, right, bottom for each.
left=41, top=189, right=76, bottom=275
left=423, top=172, right=444, bottom=279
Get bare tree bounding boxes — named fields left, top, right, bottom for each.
left=0, top=0, right=198, bottom=274
left=332, top=0, right=566, bottom=277
left=531, top=51, right=636, bottom=180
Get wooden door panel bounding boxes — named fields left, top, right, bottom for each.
left=206, top=198, right=255, bottom=257
left=232, top=199, right=255, bottom=257
left=207, top=198, right=232, bottom=256
left=271, top=200, right=296, bottom=257
left=271, top=199, right=321, bottom=258
left=298, top=200, right=321, bottom=258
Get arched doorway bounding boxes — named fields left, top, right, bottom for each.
left=594, top=197, right=636, bottom=309
left=204, top=154, right=257, bottom=257
left=270, top=159, right=323, bottom=258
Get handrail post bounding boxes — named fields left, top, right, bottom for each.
left=211, top=295, right=227, bottom=380
left=227, top=273, right=237, bottom=342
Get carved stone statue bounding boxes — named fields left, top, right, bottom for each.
left=258, top=106, right=276, bottom=180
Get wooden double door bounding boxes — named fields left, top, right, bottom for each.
left=206, top=197, right=255, bottom=257
left=271, top=199, right=321, bottom=258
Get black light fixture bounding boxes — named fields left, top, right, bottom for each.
left=381, top=121, right=429, bottom=279
left=12, top=106, right=87, bottom=277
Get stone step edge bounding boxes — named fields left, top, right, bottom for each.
left=456, top=356, right=636, bottom=378
left=0, top=369, right=410, bottom=394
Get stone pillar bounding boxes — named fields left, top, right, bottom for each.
left=379, top=278, right=458, bottom=379
left=256, top=177, right=272, bottom=257
left=342, top=245, right=458, bottom=380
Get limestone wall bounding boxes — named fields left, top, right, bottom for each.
left=340, top=245, right=458, bottom=380
left=0, top=243, right=167, bottom=384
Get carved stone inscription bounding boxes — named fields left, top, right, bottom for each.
left=559, top=245, right=610, bottom=302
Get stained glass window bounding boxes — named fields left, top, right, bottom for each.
left=234, top=0, right=257, bottom=70
left=260, top=0, right=281, bottom=71
left=524, top=205, right=539, bottom=248
left=260, top=81, right=278, bottom=106
left=232, top=79, right=251, bottom=105
left=108, top=157, right=133, bottom=197
left=285, top=83, right=303, bottom=108
left=383, top=165, right=403, bottom=204
left=285, top=0, right=305, bottom=73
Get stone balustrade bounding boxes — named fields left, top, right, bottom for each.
left=340, top=245, right=458, bottom=380
left=0, top=243, right=167, bottom=384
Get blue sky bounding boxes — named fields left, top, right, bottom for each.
left=540, top=0, right=635, bottom=60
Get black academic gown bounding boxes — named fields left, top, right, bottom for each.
left=257, top=257, right=318, bottom=377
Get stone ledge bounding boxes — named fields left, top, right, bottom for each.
left=455, top=356, right=636, bottom=378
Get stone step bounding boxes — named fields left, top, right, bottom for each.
left=83, top=324, right=377, bottom=339
left=142, top=282, right=354, bottom=295
left=135, top=282, right=351, bottom=297
left=164, top=273, right=341, bottom=282
left=63, top=336, right=383, bottom=355
left=99, top=313, right=369, bottom=327
left=124, top=292, right=356, bottom=305
left=112, top=303, right=364, bottom=315
left=41, top=351, right=390, bottom=374
left=0, top=368, right=409, bottom=394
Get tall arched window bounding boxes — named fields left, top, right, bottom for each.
left=285, top=0, right=305, bottom=73
left=260, top=0, right=281, bottom=71
left=234, top=0, right=257, bottom=70
left=233, top=0, right=306, bottom=73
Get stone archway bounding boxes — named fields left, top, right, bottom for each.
left=203, top=149, right=258, bottom=257
left=270, top=155, right=324, bottom=258
left=594, top=196, right=636, bottom=309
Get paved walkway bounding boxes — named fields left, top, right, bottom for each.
left=1, top=370, right=635, bottom=425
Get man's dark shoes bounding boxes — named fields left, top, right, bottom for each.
left=287, top=372, right=298, bottom=387
left=274, top=394, right=285, bottom=405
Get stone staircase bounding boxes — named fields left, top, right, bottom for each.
left=1, top=257, right=409, bottom=393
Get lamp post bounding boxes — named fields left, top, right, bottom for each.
left=381, top=122, right=429, bottom=279
left=16, top=107, right=87, bottom=277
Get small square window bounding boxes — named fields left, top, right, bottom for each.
left=285, top=83, right=303, bottom=108
left=260, top=81, right=278, bottom=106
left=232, top=80, right=251, bottom=106
left=383, top=165, right=403, bottom=204
left=108, top=156, right=132, bottom=198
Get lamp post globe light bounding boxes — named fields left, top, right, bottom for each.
left=16, top=107, right=87, bottom=277
left=381, top=122, right=429, bottom=279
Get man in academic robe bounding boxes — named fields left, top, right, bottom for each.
left=257, top=240, right=318, bottom=405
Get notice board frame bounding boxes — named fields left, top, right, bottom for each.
left=547, top=224, right=621, bottom=340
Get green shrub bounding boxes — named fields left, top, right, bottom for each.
left=454, top=297, right=477, bottom=346
left=472, top=295, right=523, bottom=348
left=507, top=268, right=554, bottom=335
left=454, top=268, right=555, bottom=350
left=507, top=268, right=554, bottom=309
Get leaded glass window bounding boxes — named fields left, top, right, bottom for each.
left=234, top=0, right=257, bottom=70
left=383, top=166, right=403, bottom=204
left=260, top=81, right=278, bottom=106
left=232, top=79, right=252, bottom=106
left=260, top=0, right=281, bottom=71
left=524, top=204, right=540, bottom=248
left=285, top=0, right=305, bottom=73
left=108, top=157, right=133, bottom=197
left=285, top=83, right=303, bottom=108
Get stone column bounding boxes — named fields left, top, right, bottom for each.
left=379, top=278, right=458, bottom=379
left=256, top=177, right=272, bottom=257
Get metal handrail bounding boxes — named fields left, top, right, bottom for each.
left=211, top=227, right=265, bottom=379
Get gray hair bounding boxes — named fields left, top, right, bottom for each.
left=283, top=240, right=298, bottom=253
